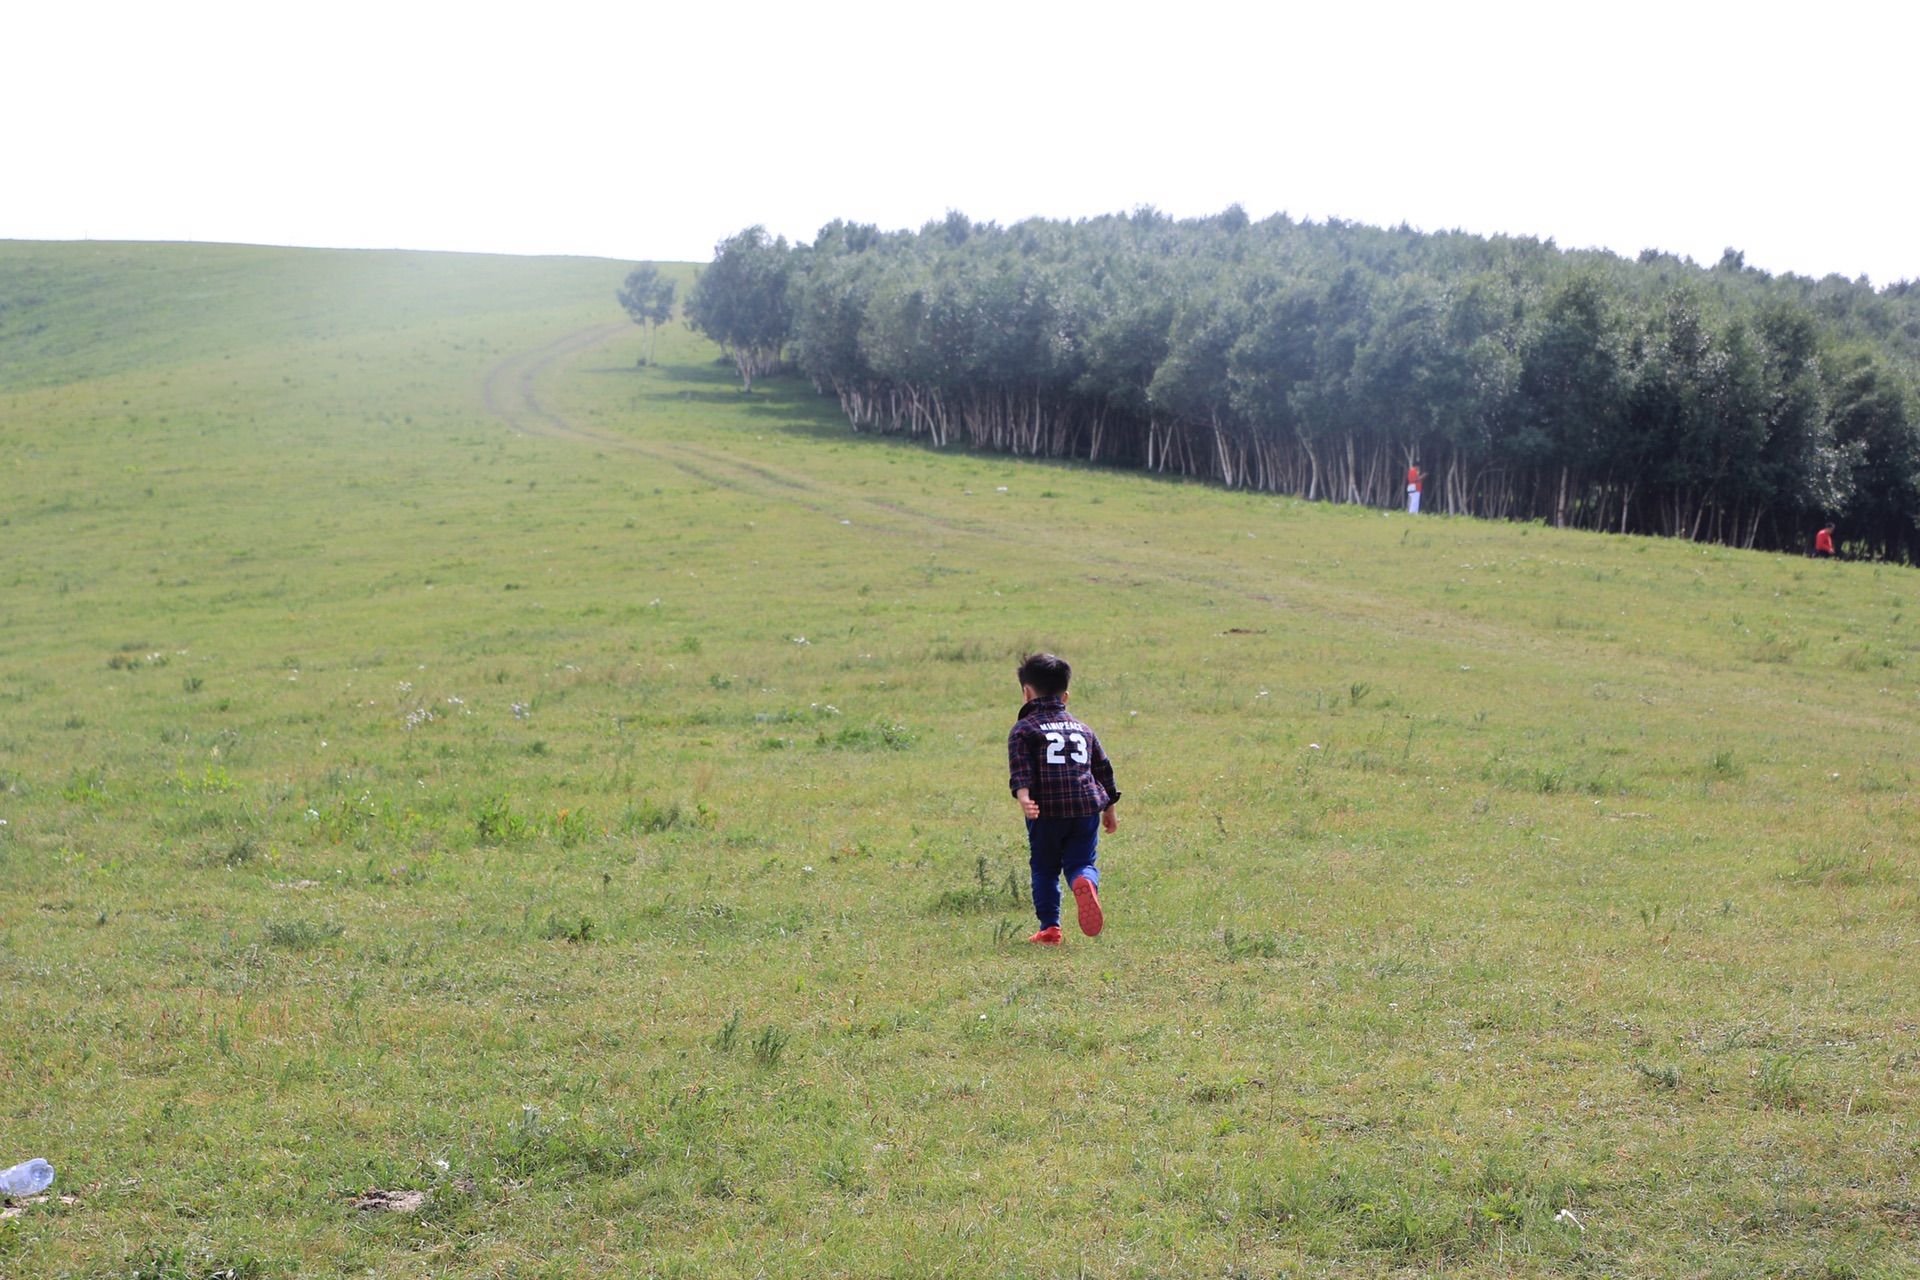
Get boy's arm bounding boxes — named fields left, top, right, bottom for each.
left=1008, top=724, right=1038, bottom=817
left=1091, top=730, right=1119, bottom=832
left=1089, top=730, right=1121, bottom=807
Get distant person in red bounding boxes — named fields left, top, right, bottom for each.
left=1814, top=524, right=1836, bottom=557
left=1406, top=463, right=1423, bottom=515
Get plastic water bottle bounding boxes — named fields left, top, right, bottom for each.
left=0, top=1158, right=53, bottom=1196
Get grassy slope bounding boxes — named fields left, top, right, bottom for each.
left=0, top=241, right=1915, bottom=1279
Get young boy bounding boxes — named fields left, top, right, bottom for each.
left=1007, top=652, right=1120, bottom=945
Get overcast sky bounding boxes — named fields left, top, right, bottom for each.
left=9, top=0, right=1916, bottom=284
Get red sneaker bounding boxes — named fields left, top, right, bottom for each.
left=1071, top=876, right=1104, bottom=937
left=1026, top=925, right=1063, bottom=945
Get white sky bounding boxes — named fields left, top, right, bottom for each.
left=7, top=0, right=1916, bottom=284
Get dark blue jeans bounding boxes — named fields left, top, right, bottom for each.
left=1025, top=815, right=1100, bottom=928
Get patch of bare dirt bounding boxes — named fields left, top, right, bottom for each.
left=0, top=1192, right=81, bottom=1220
left=349, top=1188, right=429, bottom=1214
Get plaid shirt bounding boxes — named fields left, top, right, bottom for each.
left=1007, top=697, right=1120, bottom=818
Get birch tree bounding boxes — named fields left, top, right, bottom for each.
left=616, top=264, right=677, bottom=366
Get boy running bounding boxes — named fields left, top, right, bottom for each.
left=1007, top=652, right=1120, bottom=945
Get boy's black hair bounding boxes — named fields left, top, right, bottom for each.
left=1017, top=652, right=1071, bottom=697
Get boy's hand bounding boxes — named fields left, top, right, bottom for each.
left=1102, top=807, right=1118, bottom=834
left=1019, top=796, right=1041, bottom=819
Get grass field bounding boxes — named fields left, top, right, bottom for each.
left=1, top=240, right=1916, bottom=1279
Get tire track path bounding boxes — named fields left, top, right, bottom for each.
left=478, top=325, right=979, bottom=538
left=480, top=323, right=629, bottom=440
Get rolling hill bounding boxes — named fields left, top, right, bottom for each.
left=1, top=240, right=1914, bottom=1278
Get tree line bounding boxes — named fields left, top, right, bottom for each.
left=680, top=209, right=1920, bottom=561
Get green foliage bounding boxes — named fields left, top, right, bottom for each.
left=619, top=798, right=682, bottom=833
left=616, top=262, right=677, bottom=365
left=221, top=833, right=260, bottom=867
left=746, top=210, right=1920, bottom=559
left=750, top=1024, right=791, bottom=1067
left=1634, top=1062, right=1683, bottom=1091
left=537, top=912, right=596, bottom=943
left=1221, top=928, right=1295, bottom=961
left=816, top=720, right=914, bottom=751
left=685, top=227, right=792, bottom=390
left=473, top=791, right=531, bottom=844
left=1756, top=1054, right=1807, bottom=1109
left=261, top=917, right=343, bottom=949
left=498, top=1104, right=636, bottom=1180
left=1780, top=851, right=1897, bottom=888
left=127, top=1244, right=268, bottom=1280
left=929, top=861, right=1023, bottom=916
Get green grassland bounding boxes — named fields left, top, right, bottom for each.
left=1, top=240, right=1916, bottom=1279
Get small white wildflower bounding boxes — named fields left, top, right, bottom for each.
left=1256, top=689, right=1270, bottom=698
left=435, top=1159, right=450, bottom=1172
left=839, top=519, right=852, bottom=526
left=791, top=636, right=809, bottom=645
left=445, top=696, right=464, bottom=706
left=1554, top=1208, right=1584, bottom=1232
left=397, top=681, right=413, bottom=694
left=802, top=865, right=815, bottom=873
left=511, top=703, right=530, bottom=720
left=1309, top=743, right=1322, bottom=750
left=995, top=486, right=1008, bottom=492
left=304, top=809, right=319, bottom=820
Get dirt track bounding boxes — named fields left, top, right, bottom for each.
left=479, top=323, right=630, bottom=442
left=477, top=326, right=980, bottom=534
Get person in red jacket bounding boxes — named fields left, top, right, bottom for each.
left=1406, top=463, right=1423, bottom=515
left=1815, top=524, right=1835, bottom=557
